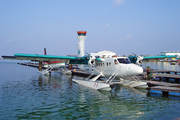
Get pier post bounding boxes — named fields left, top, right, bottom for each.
left=162, top=91, right=169, bottom=96
left=175, top=78, right=179, bottom=83
left=38, top=61, right=42, bottom=71
left=147, top=66, right=151, bottom=80
left=166, top=72, right=170, bottom=74
left=68, top=64, right=72, bottom=69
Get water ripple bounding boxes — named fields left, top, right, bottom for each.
left=1, top=61, right=180, bottom=119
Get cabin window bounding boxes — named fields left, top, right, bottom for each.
left=114, top=60, right=118, bottom=65
left=103, top=63, right=104, bottom=66
left=109, top=62, right=111, bottom=66
left=107, top=63, right=108, bottom=66
left=117, top=58, right=131, bottom=64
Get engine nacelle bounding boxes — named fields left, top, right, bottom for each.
left=88, top=56, right=96, bottom=66
left=128, top=56, right=143, bottom=65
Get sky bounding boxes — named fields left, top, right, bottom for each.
left=1, top=0, right=180, bottom=57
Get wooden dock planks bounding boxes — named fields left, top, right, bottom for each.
left=156, top=73, right=180, bottom=79
left=147, top=81, right=180, bottom=96
left=147, top=86, right=180, bottom=93
left=147, top=81, right=180, bottom=87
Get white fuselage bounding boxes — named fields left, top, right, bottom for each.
left=43, top=61, right=65, bottom=69
left=79, top=56, right=143, bottom=77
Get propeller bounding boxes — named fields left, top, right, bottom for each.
left=132, top=53, right=143, bottom=65
left=84, top=51, right=96, bottom=66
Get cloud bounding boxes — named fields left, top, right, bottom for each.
left=148, top=37, right=156, bottom=41
left=132, top=44, right=142, bottom=47
left=103, top=24, right=110, bottom=28
left=120, top=35, right=132, bottom=41
left=6, top=39, right=14, bottom=42
left=113, top=0, right=124, bottom=6
left=125, top=35, right=131, bottom=40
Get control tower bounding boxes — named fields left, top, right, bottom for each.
left=77, top=31, right=87, bottom=57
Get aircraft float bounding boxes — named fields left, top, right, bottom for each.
left=2, top=31, right=148, bottom=91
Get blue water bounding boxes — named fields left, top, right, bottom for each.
left=1, top=60, right=180, bottom=120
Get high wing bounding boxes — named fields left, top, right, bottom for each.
left=2, top=53, right=90, bottom=64
left=143, top=55, right=176, bottom=59
left=129, top=55, right=176, bottom=65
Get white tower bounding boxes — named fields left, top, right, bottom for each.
left=77, top=31, right=87, bottom=57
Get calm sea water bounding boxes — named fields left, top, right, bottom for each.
left=1, top=60, right=180, bottom=120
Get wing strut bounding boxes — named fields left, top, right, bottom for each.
left=38, top=61, right=43, bottom=71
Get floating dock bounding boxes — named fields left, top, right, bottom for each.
left=18, top=62, right=47, bottom=69
left=156, top=73, right=180, bottom=82
left=141, top=69, right=180, bottom=83
left=147, top=81, right=180, bottom=96
left=72, top=70, right=92, bottom=77
left=153, top=69, right=180, bottom=74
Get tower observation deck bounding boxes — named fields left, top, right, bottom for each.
left=77, top=31, right=87, bottom=36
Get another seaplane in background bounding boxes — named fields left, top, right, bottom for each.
left=43, top=48, right=65, bottom=69
left=40, top=48, right=66, bottom=75
left=2, top=31, right=147, bottom=91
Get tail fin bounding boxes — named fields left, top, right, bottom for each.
left=44, top=48, right=47, bottom=55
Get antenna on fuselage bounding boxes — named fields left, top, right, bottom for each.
left=84, top=50, right=91, bottom=56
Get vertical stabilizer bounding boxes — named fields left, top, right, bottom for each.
left=44, top=48, right=47, bottom=55
left=77, top=31, right=87, bottom=57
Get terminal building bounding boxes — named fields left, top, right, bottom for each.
left=160, top=51, right=180, bottom=58
left=142, top=51, right=179, bottom=62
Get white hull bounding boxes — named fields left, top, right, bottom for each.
left=72, top=79, right=111, bottom=91
left=121, top=79, right=148, bottom=89
left=59, top=68, right=72, bottom=75
left=38, top=70, right=51, bottom=76
left=38, top=67, right=52, bottom=76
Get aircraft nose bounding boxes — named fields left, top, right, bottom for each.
left=136, top=65, right=143, bottom=75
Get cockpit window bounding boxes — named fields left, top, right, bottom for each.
left=117, top=58, right=131, bottom=64
left=114, top=60, right=118, bottom=65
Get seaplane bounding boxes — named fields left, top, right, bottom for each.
left=43, top=48, right=65, bottom=69
left=2, top=31, right=148, bottom=91
left=37, top=48, right=66, bottom=75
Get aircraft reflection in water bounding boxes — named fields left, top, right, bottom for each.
left=33, top=72, right=147, bottom=119
left=37, top=73, right=73, bottom=90
left=75, top=82, right=147, bottom=119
